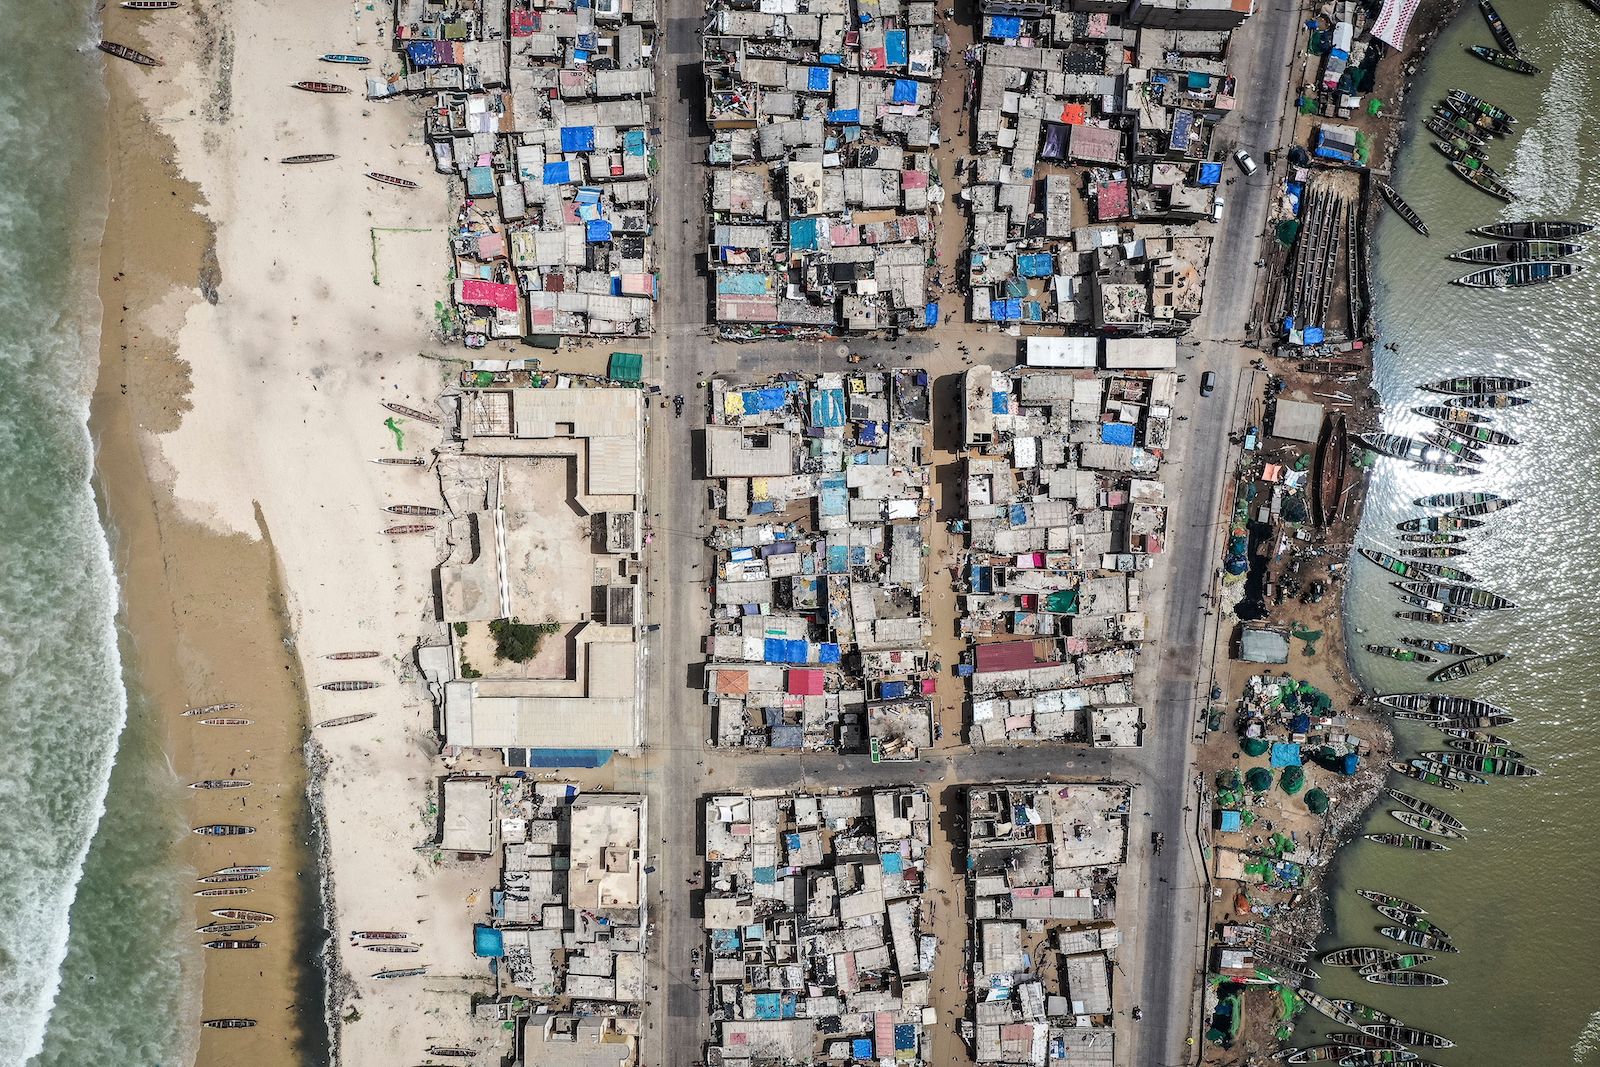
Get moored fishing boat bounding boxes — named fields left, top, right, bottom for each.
left=1338, top=1033, right=1412, bottom=1051
left=195, top=886, right=253, bottom=897
left=1407, top=757, right=1486, bottom=785
left=1424, top=750, right=1540, bottom=777
left=1364, top=969, right=1447, bottom=987
left=1395, top=580, right=1514, bottom=611
left=1447, top=391, right=1532, bottom=409
left=1396, top=531, right=1466, bottom=544
left=1443, top=738, right=1525, bottom=760
left=1419, top=374, right=1531, bottom=395
left=385, top=504, right=445, bottom=516
left=1446, top=494, right=1517, bottom=513
left=1401, top=637, right=1477, bottom=657
left=1356, top=890, right=1426, bottom=915
left=1376, top=693, right=1509, bottom=717
left=316, top=712, right=377, bottom=728
left=1365, top=645, right=1434, bottom=664
left=322, top=680, right=380, bottom=692
left=384, top=524, right=435, bottom=535
left=1449, top=87, right=1518, bottom=126
left=1473, top=219, right=1594, bottom=240
left=1401, top=546, right=1465, bottom=559
left=198, top=717, right=253, bottom=726
left=1297, top=988, right=1360, bottom=1025
left=1449, top=240, right=1581, bottom=264
left=1357, top=952, right=1436, bottom=976
left=1427, top=652, right=1505, bottom=683
left=204, top=939, right=263, bottom=950
left=193, top=823, right=255, bottom=836
left=1282, top=1045, right=1367, bottom=1064
left=281, top=153, right=336, bottom=164
left=1447, top=160, right=1513, bottom=202
left=320, top=53, right=371, bottom=64
left=1381, top=925, right=1458, bottom=952
left=1337, top=1047, right=1426, bottom=1066
left=1453, top=261, right=1585, bottom=288
left=1364, top=833, right=1450, bottom=852
left=1430, top=711, right=1516, bottom=729
left=201, top=1018, right=257, bottom=1029
left=1385, top=790, right=1465, bottom=832
left=1421, top=432, right=1485, bottom=465
left=1436, top=422, right=1519, bottom=448
left=292, top=80, right=349, bottom=93
left=366, top=171, right=418, bottom=189
left=1321, top=946, right=1412, bottom=968
left=1439, top=727, right=1514, bottom=746
left=1394, top=609, right=1471, bottom=625
left=1377, top=183, right=1428, bottom=236
left=1387, top=761, right=1462, bottom=791
left=1358, top=548, right=1421, bottom=578
left=1423, top=113, right=1487, bottom=149
left=98, top=40, right=162, bottom=65
left=382, top=401, right=440, bottom=424
left=1465, top=43, right=1537, bottom=73
left=1396, top=515, right=1480, bottom=533
left=181, top=702, right=239, bottom=716
left=1430, top=137, right=1487, bottom=165
left=1433, top=101, right=1506, bottom=137
left=1477, top=0, right=1518, bottom=52
left=190, top=779, right=251, bottom=790
left=1387, top=710, right=1445, bottom=725
left=1415, top=490, right=1497, bottom=507
left=1389, top=811, right=1463, bottom=839
left=1399, top=558, right=1475, bottom=582
left=1353, top=432, right=1420, bottom=460
left=1409, top=459, right=1479, bottom=477
left=326, top=650, right=380, bottom=660
left=1361, top=1023, right=1454, bottom=1050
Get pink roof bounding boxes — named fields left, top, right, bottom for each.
left=901, top=170, right=928, bottom=189
left=787, top=668, right=825, bottom=696
left=458, top=279, right=519, bottom=312
left=974, top=641, right=1059, bottom=673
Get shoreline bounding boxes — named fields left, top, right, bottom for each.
left=89, top=3, right=326, bottom=1062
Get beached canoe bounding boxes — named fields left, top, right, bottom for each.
left=320, top=53, right=371, bottom=64
left=1449, top=241, right=1581, bottom=264
left=326, top=650, right=380, bottom=660
left=1389, top=811, right=1463, bottom=839
left=193, top=824, right=255, bottom=837
left=197, top=717, right=253, bottom=726
left=1378, top=183, right=1428, bottom=236
left=213, top=864, right=271, bottom=876
left=1408, top=758, right=1486, bottom=786
left=197, top=922, right=258, bottom=935
left=1466, top=43, right=1538, bottom=73
left=190, top=779, right=251, bottom=790
left=1364, top=969, right=1448, bottom=987
left=1448, top=160, right=1514, bottom=202
left=1385, top=790, right=1466, bottom=833
left=373, top=966, right=428, bottom=979
left=1381, top=925, right=1458, bottom=952
left=180, top=702, right=239, bottom=716
left=382, top=401, right=440, bottom=424
left=1473, top=219, right=1595, bottom=240
left=428, top=1049, right=477, bottom=1059
left=364, top=943, right=421, bottom=953
left=1427, top=652, right=1505, bottom=683
left=201, top=1018, right=257, bottom=1029
left=385, top=504, right=444, bottom=516
left=384, top=524, right=435, bottom=535
left=281, top=153, right=336, bottom=164
left=214, top=908, right=274, bottom=923
left=1419, top=374, right=1531, bottom=395
left=367, top=171, right=418, bottom=189
left=1365, top=644, right=1434, bottom=664
left=321, top=680, right=380, bottom=692
left=121, top=1, right=182, bottom=8
left=1365, top=833, right=1451, bottom=852
left=316, top=712, right=376, bottom=728
left=1387, top=761, right=1463, bottom=791
left=1454, top=261, right=1585, bottom=288
left=195, top=886, right=253, bottom=897
left=204, top=939, right=262, bottom=950
left=292, top=80, right=350, bottom=93
left=99, top=40, right=162, bottom=65
left=352, top=930, right=408, bottom=939
left=373, top=456, right=427, bottom=466
left=1356, top=889, right=1428, bottom=916
left=1444, top=738, right=1525, bottom=761
left=1357, top=952, right=1436, bottom=976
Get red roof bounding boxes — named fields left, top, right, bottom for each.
left=458, top=279, right=519, bottom=312
left=974, top=641, right=1060, bottom=674
left=787, top=668, right=825, bottom=696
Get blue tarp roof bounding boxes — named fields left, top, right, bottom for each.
left=586, top=219, right=613, bottom=242
left=624, top=129, right=646, bottom=156
left=738, top=386, right=787, bottom=412
left=406, top=40, right=455, bottom=66
left=1017, top=252, right=1054, bottom=278
left=474, top=924, right=504, bottom=957
left=1270, top=742, right=1304, bottom=768
left=560, top=125, right=596, bottom=152
left=1198, top=161, right=1223, bottom=186
left=885, top=29, right=907, bottom=65
left=852, top=1038, right=874, bottom=1059
left=790, top=217, right=822, bottom=251
left=811, top=387, right=846, bottom=427
left=819, top=473, right=848, bottom=516
left=1219, top=810, right=1243, bottom=832
left=892, top=78, right=918, bottom=103
left=880, top=681, right=909, bottom=700
left=827, top=107, right=861, bottom=124
left=543, top=161, right=573, bottom=184
left=993, top=390, right=1010, bottom=414
left=925, top=302, right=939, bottom=326
left=808, top=66, right=831, bottom=91
left=990, top=297, right=1023, bottom=321
left=1101, top=422, right=1136, bottom=446
left=989, top=15, right=1022, bottom=38
left=895, top=1024, right=917, bottom=1051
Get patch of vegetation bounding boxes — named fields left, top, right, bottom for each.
left=460, top=660, right=483, bottom=680
left=454, top=621, right=469, bottom=637
left=489, top=618, right=561, bottom=663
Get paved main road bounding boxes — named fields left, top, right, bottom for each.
left=618, top=0, right=1308, bottom=1063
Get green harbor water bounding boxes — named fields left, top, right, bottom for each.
left=1308, top=2, right=1600, bottom=1061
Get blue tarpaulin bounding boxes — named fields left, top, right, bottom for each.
left=818, top=643, right=841, bottom=664
left=1341, top=752, right=1360, bottom=775
left=561, top=126, right=596, bottom=152
left=738, top=386, right=788, bottom=412
left=1286, top=179, right=1305, bottom=214
left=808, top=66, right=831, bottom=91
left=852, top=1038, right=873, bottom=1059
left=406, top=40, right=455, bottom=67
left=624, top=129, right=646, bottom=156
left=790, top=217, right=822, bottom=251
left=1304, top=326, right=1326, bottom=344
left=811, top=387, right=846, bottom=427
left=880, top=681, right=909, bottom=700
left=474, top=925, right=504, bottom=957
left=1198, top=162, right=1223, bottom=186
left=895, top=1025, right=917, bottom=1051
left=1270, top=742, right=1304, bottom=768
left=1100, top=422, right=1136, bottom=446
left=526, top=748, right=611, bottom=768
left=892, top=78, right=918, bottom=103
left=466, top=165, right=495, bottom=197
left=885, top=29, right=907, bottom=65
left=989, top=15, right=1022, bottom=37
left=827, top=108, right=861, bottom=124
left=1218, top=810, right=1243, bottom=832
left=1017, top=253, right=1054, bottom=278
left=924, top=302, right=939, bottom=326
left=992, top=391, right=1010, bottom=414
left=543, top=161, right=573, bottom=184
left=586, top=219, right=613, bottom=242
left=881, top=851, right=905, bottom=874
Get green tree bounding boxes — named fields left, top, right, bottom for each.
left=489, top=618, right=560, bottom=662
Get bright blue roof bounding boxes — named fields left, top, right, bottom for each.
left=542, top=161, right=573, bottom=185
left=892, top=78, right=918, bottom=103
left=808, top=66, right=831, bottom=91
left=1101, top=423, right=1136, bottom=446
left=560, top=125, right=596, bottom=152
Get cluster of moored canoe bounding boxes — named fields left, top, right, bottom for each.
left=1453, top=221, right=1592, bottom=289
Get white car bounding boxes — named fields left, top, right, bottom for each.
left=1211, top=196, right=1226, bottom=223
left=1232, top=148, right=1259, bottom=176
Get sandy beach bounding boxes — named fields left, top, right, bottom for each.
left=92, top=0, right=500, bottom=1060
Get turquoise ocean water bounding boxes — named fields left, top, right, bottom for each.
left=0, top=1, right=189, bottom=1063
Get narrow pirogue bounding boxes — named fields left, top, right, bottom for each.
left=98, top=40, right=162, bottom=65
left=321, top=680, right=380, bottom=692
left=291, top=80, right=350, bottom=93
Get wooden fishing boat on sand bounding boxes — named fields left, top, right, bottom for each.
left=364, top=943, right=421, bottom=953
left=195, top=886, right=253, bottom=897
left=352, top=930, right=408, bottom=939
left=1427, top=652, right=1505, bottom=683
left=198, top=717, right=253, bottom=726
left=373, top=966, right=428, bottom=979
left=204, top=939, right=263, bottom=950
left=214, top=908, right=275, bottom=923
left=428, top=1049, right=477, bottom=1059
left=292, top=80, right=349, bottom=93
left=190, top=779, right=251, bottom=790
left=1365, top=645, right=1434, bottom=664
left=1386, top=790, right=1465, bottom=832
left=201, top=1018, right=257, bottom=1029
left=1365, top=833, right=1450, bottom=852
left=320, top=53, right=371, bottom=64
left=213, top=864, right=272, bottom=876
left=197, top=922, right=258, bottom=935
left=193, top=824, right=255, bottom=837
left=281, top=153, right=336, bottom=164
left=1466, top=43, right=1537, bottom=73
left=1450, top=240, right=1581, bottom=264
left=1378, top=183, right=1428, bottom=236
left=1365, top=969, right=1447, bottom=987
left=1454, top=261, right=1585, bottom=288
left=122, top=1, right=182, bottom=8
left=1473, top=220, right=1594, bottom=240
left=326, top=650, right=380, bottom=660
left=1420, top=374, right=1530, bottom=395
left=1387, top=761, right=1462, bottom=791
left=1313, top=412, right=1347, bottom=527
left=374, top=456, right=427, bottom=466
left=99, top=40, right=162, bottom=65
left=1381, top=925, right=1458, bottom=952
left=1478, top=0, right=1519, bottom=52
left=316, top=712, right=376, bottom=728
left=366, top=171, right=418, bottom=189
left=321, top=680, right=380, bottom=692
left=181, top=702, right=239, bottom=716
left=382, top=401, right=440, bottom=424
left=1448, top=160, right=1513, bottom=202
left=384, top=524, right=435, bottom=536
left=1389, top=811, right=1463, bottom=839
left=1406, top=758, right=1486, bottom=786
left=385, top=504, right=444, bottom=516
